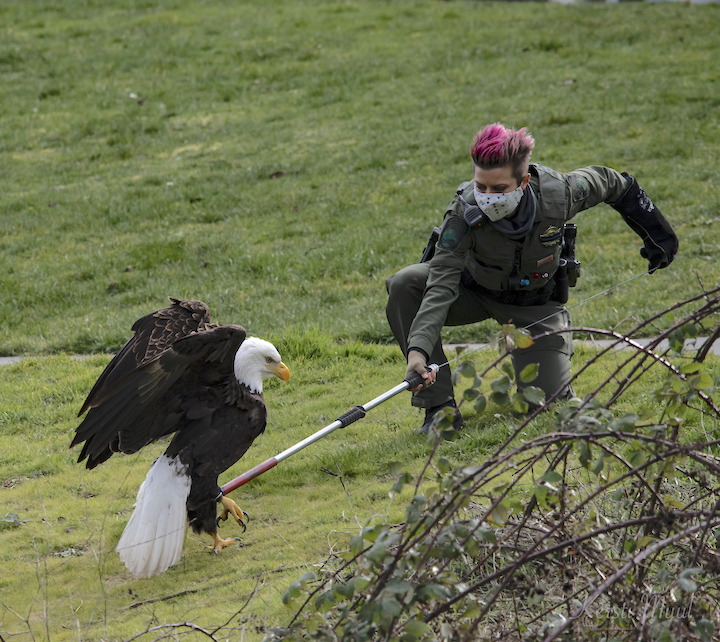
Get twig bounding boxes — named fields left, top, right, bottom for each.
left=121, top=563, right=311, bottom=610
left=543, top=520, right=718, bottom=642
left=123, top=621, right=218, bottom=642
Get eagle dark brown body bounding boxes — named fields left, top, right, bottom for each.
left=71, top=298, right=289, bottom=577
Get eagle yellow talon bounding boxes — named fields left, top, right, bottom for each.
left=210, top=533, right=242, bottom=552
left=218, top=495, right=248, bottom=533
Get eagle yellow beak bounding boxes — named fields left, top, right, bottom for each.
left=269, top=361, right=290, bottom=382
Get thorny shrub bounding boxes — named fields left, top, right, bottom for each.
left=266, top=287, right=720, bottom=642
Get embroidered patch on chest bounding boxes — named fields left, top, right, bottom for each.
left=437, top=217, right=469, bottom=251
left=540, top=225, right=562, bottom=247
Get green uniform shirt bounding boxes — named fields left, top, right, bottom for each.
left=407, top=163, right=630, bottom=358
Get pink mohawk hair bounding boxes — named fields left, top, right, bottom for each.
left=470, top=123, right=535, bottom=183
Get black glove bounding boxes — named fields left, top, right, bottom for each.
left=612, top=174, right=678, bottom=273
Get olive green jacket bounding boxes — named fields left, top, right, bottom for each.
left=407, top=163, right=630, bottom=358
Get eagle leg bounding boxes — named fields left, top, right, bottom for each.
left=210, top=532, right=242, bottom=553
left=217, top=495, right=249, bottom=533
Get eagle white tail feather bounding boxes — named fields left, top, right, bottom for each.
left=116, top=455, right=191, bottom=578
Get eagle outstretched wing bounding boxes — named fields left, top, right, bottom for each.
left=71, top=317, right=247, bottom=469
left=77, top=298, right=211, bottom=417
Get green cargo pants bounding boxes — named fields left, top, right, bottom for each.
left=385, top=263, right=574, bottom=409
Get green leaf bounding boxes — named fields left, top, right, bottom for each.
left=680, top=361, right=702, bottom=374
left=677, top=567, right=703, bottom=592
left=463, top=387, right=479, bottom=401
left=464, top=537, right=479, bottom=557
left=380, top=598, right=403, bottom=619
left=696, top=619, right=715, bottom=642
left=403, top=619, right=430, bottom=638
left=315, top=590, right=335, bottom=613
left=332, top=581, right=355, bottom=600
left=385, top=577, right=413, bottom=592
left=505, top=497, right=523, bottom=511
left=362, top=524, right=383, bottom=542
left=389, top=472, right=413, bottom=498
left=349, top=533, right=365, bottom=554
left=668, top=329, right=685, bottom=352
left=501, top=360, right=515, bottom=381
left=664, top=494, right=684, bottom=509
left=437, top=457, right=452, bottom=474
left=627, top=449, right=645, bottom=468
left=522, top=386, right=545, bottom=406
left=490, top=501, right=509, bottom=525
left=512, top=392, right=529, bottom=414
left=578, top=441, right=591, bottom=469
left=435, top=408, right=456, bottom=429
left=534, top=484, right=548, bottom=505
left=283, top=581, right=302, bottom=605
left=366, top=541, right=389, bottom=566
left=353, top=576, right=371, bottom=593
left=609, top=414, right=639, bottom=432
left=473, top=395, right=487, bottom=414
left=696, top=373, right=714, bottom=389
left=477, top=526, right=497, bottom=544
left=388, top=461, right=403, bottom=476
left=519, top=363, right=539, bottom=383
left=510, top=327, right=534, bottom=349
left=539, top=471, right=563, bottom=484
left=456, top=361, right=476, bottom=379
left=676, top=577, right=698, bottom=592
left=439, top=428, right=461, bottom=442
left=405, top=496, right=425, bottom=524
left=490, top=375, right=512, bottom=395
left=591, top=455, right=604, bottom=476
left=490, top=392, right=512, bottom=407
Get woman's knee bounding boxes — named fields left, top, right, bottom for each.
left=386, top=264, right=429, bottom=299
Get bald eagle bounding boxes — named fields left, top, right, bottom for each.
left=71, top=298, right=290, bottom=578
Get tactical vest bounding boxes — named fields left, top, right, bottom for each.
left=452, top=164, right=569, bottom=299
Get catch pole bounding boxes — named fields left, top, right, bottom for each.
left=222, top=268, right=663, bottom=496
left=220, top=366, right=437, bottom=495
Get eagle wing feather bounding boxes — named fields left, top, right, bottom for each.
left=77, top=298, right=211, bottom=417
left=72, top=322, right=247, bottom=469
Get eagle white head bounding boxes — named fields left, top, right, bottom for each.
left=233, top=337, right=290, bottom=393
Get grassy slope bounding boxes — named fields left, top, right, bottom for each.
left=0, top=341, right=517, bottom=640
left=1, top=0, right=720, bottom=639
left=1, top=0, right=719, bottom=355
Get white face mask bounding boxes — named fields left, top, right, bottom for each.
left=474, top=185, right=524, bottom=221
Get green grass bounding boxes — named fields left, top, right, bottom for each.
left=2, top=343, right=717, bottom=640
left=0, top=343, right=487, bottom=640
left=2, top=0, right=720, bottom=354
left=2, top=0, right=720, bottom=638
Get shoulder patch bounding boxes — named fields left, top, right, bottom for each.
left=437, top=217, right=469, bottom=252
left=568, top=174, right=590, bottom=201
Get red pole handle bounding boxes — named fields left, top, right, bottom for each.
left=221, top=457, right=278, bottom=495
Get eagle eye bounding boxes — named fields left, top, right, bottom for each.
left=265, top=357, right=274, bottom=364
